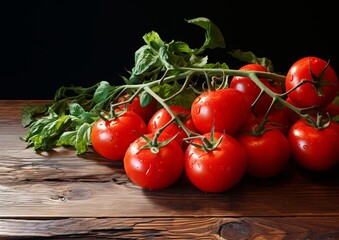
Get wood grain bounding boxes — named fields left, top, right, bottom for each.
left=0, top=100, right=338, bottom=239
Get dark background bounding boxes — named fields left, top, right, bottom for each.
left=1, top=1, right=338, bottom=99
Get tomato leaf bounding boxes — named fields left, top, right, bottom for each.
left=186, top=17, right=225, bottom=53
left=228, top=49, right=274, bottom=72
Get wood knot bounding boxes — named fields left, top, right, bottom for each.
left=219, top=221, right=250, bottom=240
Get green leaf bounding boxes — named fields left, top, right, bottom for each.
left=74, top=123, right=92, bottom=154
left=132, top=45, right=161, bottom=76
left=228, top=49, right=274, bottom=72
left=143, top=31, right=165, bottom=51
left=139, top=91, right=153, bottom=107
left=93, top=81, right=112, bottom=104
left=57, top=122, right=92, bottom=154
left=186, top=17, right=225, bottom=53
left=68, top=103, right=86, bottom=117
left=21, top=104, right=49, bottom=127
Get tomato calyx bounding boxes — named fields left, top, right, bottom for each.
left=303, top=112, right=331, bottom=130
left=141, top=118, right=180, bottom=154
left=184, top=126, right=223, bottom=152
left=95, top=105, right=127, bottom=122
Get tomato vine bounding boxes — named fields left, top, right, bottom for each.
left=20, top=17, right=338, bottom=156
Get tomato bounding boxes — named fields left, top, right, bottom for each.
left=117, top=93, right=158, bottom=123
left=258, top=106, right=291, bottom=136
left=237, top=106, right=291, bottom=136
left=124, top=132, right=185, bottom=190
left=191, top=88, right=251, bottom=136
left=285, top=56, right=339, bottom=108
left=230, top=63, right=283, bottom=114
left=288, top=118, right=339, bottom=171
left=185, top=132, right=247, bottom=193
left=147, top=105, right=198, bottom=148
left=323, top=102, right=339, bottom=120
left=237, top=128, right=291, bottom=178
left=91, top=111, right=147, bottom=161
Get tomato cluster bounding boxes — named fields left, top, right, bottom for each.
left=91, top=56, right=339, bottom=193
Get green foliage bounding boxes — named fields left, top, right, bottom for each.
left=21, top=16, right=276, bottom=155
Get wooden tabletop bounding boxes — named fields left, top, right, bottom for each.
left=1, top=100, right=338, bottom=239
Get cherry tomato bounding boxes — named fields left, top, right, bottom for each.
left=124, top=132, right=185, bottom=190
left=91, top=111, right=147, bottom=161
left=285, top=56, right=339, bottom=108
left=117, top=93, right=158, bottom=123
left=288, top=118, right=339, bottom=171
left=237, top=128, right=291, bottom=178
left=147, top=105, right=198, bottom=148
left=191, top=88, right=251, bottom=136
left=185, top=132, right=247, bottom=193
left=230, top=63, right=283, bottom=114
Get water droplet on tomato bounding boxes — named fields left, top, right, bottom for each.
left=146, top=164, right=153, bottom=176
left=151, top=121, right=158, bottom=129
left=196, top=107, right=201, bottom=114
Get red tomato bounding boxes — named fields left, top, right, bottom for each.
left=230, top=63, right=282, bottom=114
left=285, top=56, right=339, bottom=108
left=191, top=88, right=251, bottom=136
left=185, top=132, right=247, bottom=193
left=288, top=118, right=339, bottom=171
left=237, top=107, right=291, bottom=136
left=237, top=129, right=291, bottom=178
left=283, top=97, right=302, bottom=125
left=258, top=107, right=291, bottom=136
left=91, top=111, right=147, bottom=161
left=117, top=93, right=158, bottom=123
left=322, top=102, right=339, bottom=119
left=124, top=132, right=185, bottom=190
left=147, top=105, right=198, bottom=148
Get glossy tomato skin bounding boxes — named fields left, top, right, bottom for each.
left=237, top=129, right=291, bottom=178
left=147, top=105, right=198, bottom=148
left=288, top=119, right=339, bottom=171
left=124, top=132, right=185, bottom=190
left=230, top=64, right=282, bottom=114
left=185, top=132, right=247, bottom=193
left=117, top=94, right=158, bottom=123
left=91, top=111, right=147, bottom=161
left=285, top=56, right=339, bottom=108
left=191, top=88, right=251, bottom=136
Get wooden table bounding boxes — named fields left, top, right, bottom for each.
left=1, top=100, right=338, bottom=239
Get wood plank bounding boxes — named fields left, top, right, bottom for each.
left=0, top=217, right=338, bottom=239
left=1, top=100, right=339, bottom=218
left=1, top=100, right=339, bottom=238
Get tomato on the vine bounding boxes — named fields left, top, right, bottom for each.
left=147, top=105, right=198, bottom=148
left=288, top=118, right=339, bottom=171
left=185, top=131, right=247, bottom=193
left=237, top=128, right=291, bottom=178
left=285, top=56, right=339, bottom=108
left=124, top=132, right=185, bottom=190
left=91, top=111, right=147, bottom=161
left=117, top=93, right=158, bottom=123
left=191, top=88, right=251, bottom=136
left=230, top=63, right=283, bottom=114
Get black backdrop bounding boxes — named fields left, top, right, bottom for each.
left=2, top=1, right=338, bottom=99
